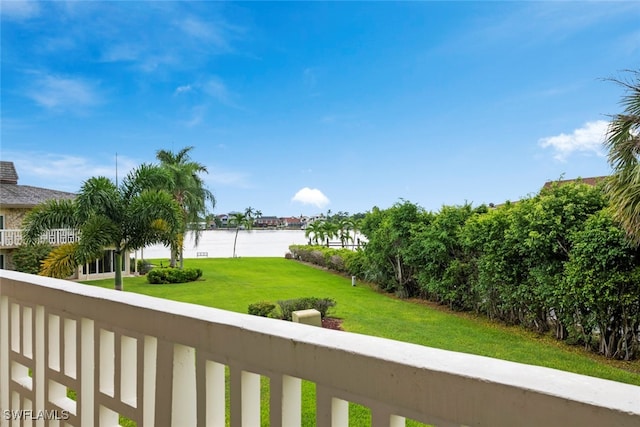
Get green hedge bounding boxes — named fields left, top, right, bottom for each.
left=248, top=301, right=276, bottom=317
left=288, top=245, right=364, bottom=276
left=147, top=267, right=202, bottom=284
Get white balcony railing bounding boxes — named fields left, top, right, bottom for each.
left=1, top=269, right=639, bottom=427
left=0, top=229, right=80, bottom=248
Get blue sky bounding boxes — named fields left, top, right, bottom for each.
left=2, top=1, right=639, bottom=217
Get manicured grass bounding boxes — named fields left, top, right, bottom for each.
left=88, top=258, right=639, bottom=426
left=89, top=257, right=640, bottom=385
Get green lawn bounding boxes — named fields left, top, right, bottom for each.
left=88, top=257, right=640, bottom=385
left=86, top=257, right=639, bottom=426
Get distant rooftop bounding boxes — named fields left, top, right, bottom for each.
left=0, top=161, right=18, bottom=184
left=542, top=176, right=608, bottom=190
left=0, top=161, right=76, bottom=207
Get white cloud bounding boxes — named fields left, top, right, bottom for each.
left=27, top=74, right=101, bottom=112
left=291, top=187, right=330, bottom=209
left=538, top=120, right=608, bottom=161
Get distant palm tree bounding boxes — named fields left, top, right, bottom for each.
left=337, top=217, right=355, bottom=247
left=604, top=70, right=640, bottom=244
left=22, top=164, right=182, bottom=290
left=229, top=210, right=255, bottom=257
left=304, top=220, right=325, bottom=245
left=320, top=220, right=339, bottom=246
left=156, top=146, right=216, bottom=268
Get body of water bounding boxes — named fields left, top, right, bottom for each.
left=138, top=229, right=309, bottom=259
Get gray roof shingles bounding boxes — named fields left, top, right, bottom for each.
left=1, top=184, right=76, bottom=207
left=0, top=161, right=76, bottom=207
left=0, top=161, right=19, bottom=184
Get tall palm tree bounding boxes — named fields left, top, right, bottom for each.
left=22, top=164, right=182, bottom=290
left=156, top=146, right=216, bottom=268
left=229, top=211, right=253, bottom=257
left=604, top=70, right=640, bottom=244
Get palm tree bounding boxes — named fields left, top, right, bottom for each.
left=304, top=220, right=325, bottom=245
left=229, top=210, right=254, bottom=258
left=337, top=217, right=355, bottom=248
left=22, top=164, right=182, bottom=290
left=604, top=70, right=640, bottom=244
left=319, top=220, right=339, bottom=247
left=156, top=146, right=216, bottom=268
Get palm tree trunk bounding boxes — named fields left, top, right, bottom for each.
left=233, top=228, right=239, bottom=257
left=114, top=250, right=123, bottom=291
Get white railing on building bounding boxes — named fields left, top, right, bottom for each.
left=0, top=229, right=79, bottom=248
left=1, top=269, right=639, bottom=427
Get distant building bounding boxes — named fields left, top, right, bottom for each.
left=0, top=161, right=76, bottom=270
left=254, top=216, right=280, bottom=228
left=0, top=161, right=131, bottom=279
left=281, top=216, right=304, bottom=228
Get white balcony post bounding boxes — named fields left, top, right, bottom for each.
left=0, top=296, right=9, bottom=419
left=171, top=344, right=196, bottom=427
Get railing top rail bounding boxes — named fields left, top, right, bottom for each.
left=1, top=269, right=638, bottom=426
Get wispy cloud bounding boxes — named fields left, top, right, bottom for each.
left=176, top=16, right=235, bottom=51
left=436, top=2, right=640, bottom=54
left=205, top=168, right=251, bottom=188
left=538, top=120, right=608, bottom=162
left=174, top=76, right=241, bottom=109
left=26, top=73, right=101, bottom=112
left=175, top=85, right=194, bottom=95
left=0, top=0, right=40, bottom=20
left=6, top=152, right=138, bottom=192
left=291, top=187, right=330, bottom=209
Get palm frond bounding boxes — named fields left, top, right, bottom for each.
left=76, top=176, right=121, bottom=223
left=604, top=70, right=640, bottom=244
left=39, top=243, right=79, bottom=278
left=22, top=199, right=78, bottom=244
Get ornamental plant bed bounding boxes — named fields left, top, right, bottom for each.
left=322, top=317, right=343, bottom=330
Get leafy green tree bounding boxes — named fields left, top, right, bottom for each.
left=603, top=70, right=640, bottom=244
left=22, top=164, right=182, bottom=290
left=561, top=209, right=640, bottom=359
left=360, top=201, right=429, bottom=297
left=156, top=146, right=216, bottom=268
left=462, top=202, right=523, bottom=321
left=409, top=204, right=481, bottom=310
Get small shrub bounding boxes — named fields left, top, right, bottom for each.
left=147, top=267, right=202, bottom=284
left=277, top=297, right=337, bottom=321
left=284, top=252, right=293, bottom=259
left=136, top=259, right=153, bottom=275
left=248, top=302, right=276, bottom=317
left=13, top=243, right=53, bottom=275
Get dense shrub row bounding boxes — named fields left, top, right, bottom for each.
left=248, top=297, right=336, bottom=321
left=293, top=182, right=640, bottom=360
left=147, top=267, right=202, bottom=284
left=288, top=245, right=360, bottom=275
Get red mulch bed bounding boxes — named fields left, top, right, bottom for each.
left=322, top=317, right=343, bottom=330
